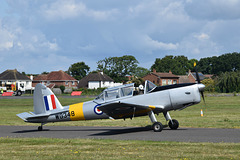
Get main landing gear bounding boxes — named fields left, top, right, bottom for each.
left=148, top=111, right=179, bottom=132
left=152, top=122, right=163, bottom=132
left=38, top=123, right=45, bottom=131
left=168, top=119, right=179, bottom=130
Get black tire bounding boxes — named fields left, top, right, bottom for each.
left=168, top=119, right=179, bottom=130
left=38, top=126, right=43, bottom=131
left=152, top=122, right=163, bottom=132
left=15, top=90, right=22, bottom=96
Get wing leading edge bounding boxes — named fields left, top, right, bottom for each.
left=98, top=102, right=164, bottom=119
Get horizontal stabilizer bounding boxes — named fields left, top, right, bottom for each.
left=17, top=112, right=33, bottom=121
left=17, top=112, right=49, bottom=122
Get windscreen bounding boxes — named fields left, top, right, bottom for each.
left=145, top=80, right=157, bottom=94
left=121, top=86, right=134, bottom=97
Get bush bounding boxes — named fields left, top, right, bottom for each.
left=60, top=86, right=65, bottom=93
left=201, top=78, right=215, bottom=92
left=25, top=90, right=34, bottom=94
left=73, top=88, right=106, bottom=95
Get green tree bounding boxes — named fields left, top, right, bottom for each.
left=187, top=59, right=198, bottom=71
left=151, top=55, right=190, bottom=75
left=151, top=55, right=173, bottom=73
left=97, top=55, right=139, bottom=82
left=213, top=53, right=240, bottom=75
left=198, top=57, right=213, bottom=74
left=134, top=67, right=150, bottom=78
left=41, top=71, right=49, bottom=74
left=198, top=52, right=240, bottom=75
left=68, top=62, right=90, bottom=80
left=216, top=71, right=240, bottom=93
left=172, top=55, right=189, bottom=75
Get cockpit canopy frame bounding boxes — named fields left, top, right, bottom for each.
left=94, top=83, right=135, bottom=103
left=94, top=80, right=157, bottom=103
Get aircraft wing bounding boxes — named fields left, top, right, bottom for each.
left=98, top=102, right=164, bottom=119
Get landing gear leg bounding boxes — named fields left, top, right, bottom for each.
left=38, top=123, right=44, bottom=131
left=148, top=111, right=163, bottom=132
left=163, top=112, right=179, bottom=130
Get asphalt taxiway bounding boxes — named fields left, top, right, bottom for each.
left=1, top=125, right=240, bottom=143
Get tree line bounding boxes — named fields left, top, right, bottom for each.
left=151, top=52, right=240, bottom=75
left=67, top=52, right=240, bottom=93
left=67, top=55, right=149, bottom=82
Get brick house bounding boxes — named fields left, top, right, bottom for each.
left=33, top=70, right=78, bottom=88
left=178, top=70, right=212, bottom=84
left=187, top=70, right=207, bottom=83
left=142, top=69, right=179, bottom=86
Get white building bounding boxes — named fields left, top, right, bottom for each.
left=0, top=69, right=32, bottom=92
left=78, top=72, right=122, bottom=89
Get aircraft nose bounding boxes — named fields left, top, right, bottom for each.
left=198, top=84, right=205, bottom=92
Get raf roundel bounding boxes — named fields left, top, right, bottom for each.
left=94, top=104, right=103, bottom=115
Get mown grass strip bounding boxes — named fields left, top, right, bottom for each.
left=0, top=137, right=239, bottom=160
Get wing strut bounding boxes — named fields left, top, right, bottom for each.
left=132, top=107, right=136, bottom=119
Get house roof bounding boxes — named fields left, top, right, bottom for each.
left=178, top=75, right=191, bottom=83
left=144, top=70, right=179, bottom=79
left=0, top=69, right=31, bottom=81
left=204, top=74, right=213, bottom=79
left=78, top=72, right=113, bottom=88
left=33, top=74, right=48, bottom=81
left=190, top=72, right=205, bottom=81
left=33, top=70, right=77, bottom=81
left=152, top=72, right=179, bottom=78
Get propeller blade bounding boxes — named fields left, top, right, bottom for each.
left=194, top=62, right=206, bottom=107
left=198, top=84, right=206, bottom=105
left=195, top=67, right=201, bottom=84
left=200, top=91, right=206, bottom=105
left=194, top=62, right=201, bottom=84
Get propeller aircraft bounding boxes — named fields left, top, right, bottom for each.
left=17, top=69, right=205, bottom=132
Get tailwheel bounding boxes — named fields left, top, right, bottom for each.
left=38, top=126, right=43, bottom=131
left=152, top=122, right=163, bottom=132
left=168, top=119, right=179, bottom=130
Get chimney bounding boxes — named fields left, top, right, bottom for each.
left=188, top=69, right=191, bottom=75
left=169, top=70, right=172, bottom=74
left=153, top=69, right=156, bottom=73
left=30, top=75, right=33, bottom=81
left=100, top=71, right=104, bottom=75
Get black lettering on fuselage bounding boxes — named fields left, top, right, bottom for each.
left=55, top=111, right=70, bottom=120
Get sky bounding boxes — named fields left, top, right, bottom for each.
left=0, top=0, right=240, bottom=74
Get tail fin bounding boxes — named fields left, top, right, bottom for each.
left=34, top=83, right=63, bottom=114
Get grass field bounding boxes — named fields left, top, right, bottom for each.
left=0, top=96, right=239, bottom=128
left=0, top=96, right=240, bottom=159
left=0, top=138, right=239, bottom=160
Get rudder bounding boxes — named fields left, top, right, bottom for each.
left=34, top=84, right=63, bottom=114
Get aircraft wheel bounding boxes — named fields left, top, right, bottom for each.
left=152, top=122, right=163, bottom=132
left=38, top=126, right=43, bottom=131
left=169, top=119, right=179, bottom=130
